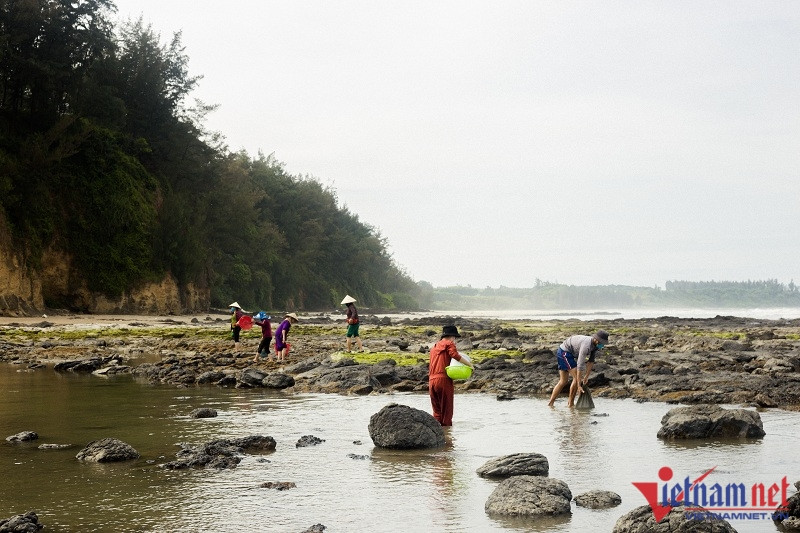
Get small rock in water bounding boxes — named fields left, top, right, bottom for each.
left=347, top=454, right=370, bottom=460
left=189, top=408, right=218, bottom=419
left=259, top=481, right=296, bottom=490
left=296, top=435, right=325, bottom=447
left=38, top=443, right=72, bottom=450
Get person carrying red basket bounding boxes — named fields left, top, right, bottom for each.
left=274, top=313, right=299, bottom=362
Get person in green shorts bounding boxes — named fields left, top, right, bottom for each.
left=341, top=295, right=364, bottom=352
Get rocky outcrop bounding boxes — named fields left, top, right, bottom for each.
left=484, top=476, right=572, bottom=517
left=476, top=453, right=549, bottom=479
left=574, top=490, right=621, bottom=509
left=657, top=404, right=766, bottom=439
left=163, top=436, right=276, bottom=470
left=776, top=491, right=800, bottom=529
left=0, top=511, right=43, bottom=532
left=76, top=438, right=139, bottom=462
left=368, top=404, right=445, bottom=449
left=613, top=503, right=737, bottom=532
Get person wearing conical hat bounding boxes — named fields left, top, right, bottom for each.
left=428, top=325, right=473, bottom=426
left=274, top=313, right=299, bottom=362
left=229, top=302, right=245, bottom=349
left=340, top=295, right=364, bottom=353
left=547, top=329, right=609, bottom=407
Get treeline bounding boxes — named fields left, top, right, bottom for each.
left=431, top=280, right=800, bottom=310
left=0, top=0, right=420, bottom=311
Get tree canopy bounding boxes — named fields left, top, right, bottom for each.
left=0, top=0, right=421, bottom=311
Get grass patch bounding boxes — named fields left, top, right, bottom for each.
left=327, top=348, right=524, bottom=366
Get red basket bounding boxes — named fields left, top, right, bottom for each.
left=237, top=315, right=253, bottom=330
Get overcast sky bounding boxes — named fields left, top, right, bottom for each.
left=113, top=1, right=799, bottom=288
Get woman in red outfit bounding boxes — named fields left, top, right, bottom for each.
left=428, top=325, right=473, bottom=426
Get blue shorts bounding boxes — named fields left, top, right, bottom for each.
left=556, top=348, right=576, bottom=371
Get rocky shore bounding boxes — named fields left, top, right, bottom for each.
left=1, top=312, right=800, bottom=410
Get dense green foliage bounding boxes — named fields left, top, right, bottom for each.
left=431, top=279, right=800, bottom=310
left=0, top=0, right=420, bottom=311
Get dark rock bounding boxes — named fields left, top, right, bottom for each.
left=216, top=376, right=237, bottom=387
left=231, top=435, right=277, bottom=451
left=574, top=490, right=622, bottom=509
left=657, top=404, right=766, bottom=439
left=262, top=373, right=295, bottom=389
left=76, top=438, right=139, bottom=462
left=476, top=453, right=549, bottom=479
left=6, top=431, right=38, bottom=443
left=485, top=476, right=572, bottom=517
left=300, top=525, right=326, bottom=533
left=347, top=453, right=369, bottom=460
left=0, top=511, right=43, bottom=532
left=189, top=408, right=218, bottom=419
left=196, top=371, right=225, bottom=384
left=496, top=391, right=516, bottom=401
left=330, top=357, right=358, bottom=368
left=238, top=368, right=267, bottom=387
left=613, top=503, right=737, bottom=532
left=296, top=435, right=325, bottom=447
left=368, top=403, right=445, bottom=449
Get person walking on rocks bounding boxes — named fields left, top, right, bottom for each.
left=253, top=312, right=273, bottom=363
left=274, top=313, right=299, bottom=362
left=429, top=325, right=473, bottom=426
left=229, top=302, right=245, bottom=349
left=341, top=295, right=364, bottom=352
left=548, top=329, right=609, bottom=407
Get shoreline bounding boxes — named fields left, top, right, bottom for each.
left=1, top=313, right=799, bottom=410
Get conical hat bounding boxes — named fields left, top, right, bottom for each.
left=340, top=295, right=356, bottom=304
left=229, top=302, right=242, bottom=309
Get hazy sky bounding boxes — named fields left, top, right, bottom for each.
left=113, top=1, right=799, bottom=288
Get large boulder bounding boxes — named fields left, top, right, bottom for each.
left=76, top=438, right=139, bottom=462
left=368, top=403, right=445, bottom=449
left=613, top=503, right=737, bottom=532
left=476, top=453, right=549, bottom=479
left=0, top=511, right=43, bottom=532
left=484, top=476, right=572, bottom=517
left=657, top=404, right=765, bottom=439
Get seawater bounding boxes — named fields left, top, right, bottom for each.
left=0, top=364, right=796, bottom=532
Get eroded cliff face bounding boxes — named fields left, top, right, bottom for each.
left=0, top=223, right=44, bottom=315
left=0, top=217, right=209, bottom=315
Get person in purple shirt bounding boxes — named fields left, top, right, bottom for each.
left=274, top=313, right=299, bottom=362
left=547, top=329, right=609, bottom=407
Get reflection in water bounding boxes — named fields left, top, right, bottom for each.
left=0, top=364, right=796, bottom=532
